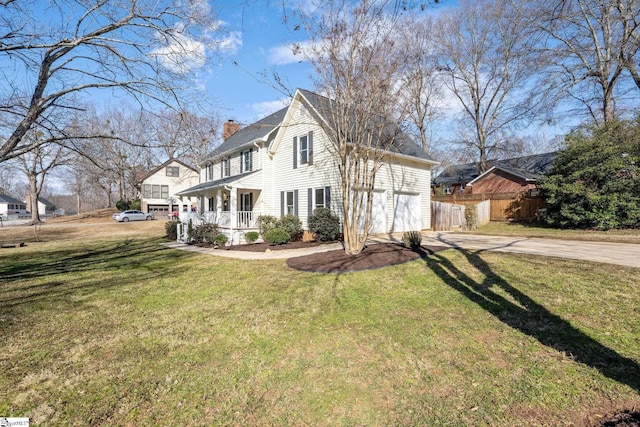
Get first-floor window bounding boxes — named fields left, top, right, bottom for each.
left=143, top=184, right=152, bottom=198
left=152, top=185, right=160, bottom=199
left=286, top=191, right=294, bottom=215
left=240, top=193, right=253, bottom=212
left=208, top=197, right=214, bottom=211
left=161, top=185, right=169, bottom=199
left=315, top=188, right=326, bottom=209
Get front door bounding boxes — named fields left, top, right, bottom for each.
left=240, top=193, right=253, bottom=212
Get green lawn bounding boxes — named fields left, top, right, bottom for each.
left=1, top=222, right=639, bottom=426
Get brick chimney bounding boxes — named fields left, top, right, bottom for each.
left=223, top=119, right=240, bottom=141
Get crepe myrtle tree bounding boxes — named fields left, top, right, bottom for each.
left=295, top=0, right=419, bottom=255
left=0, top=0, right=223, bottom=163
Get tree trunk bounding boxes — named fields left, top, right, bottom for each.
left=28, top=174, right=41, bottom=224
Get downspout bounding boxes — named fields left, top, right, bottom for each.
left=254, top=140, right=263, bottom=220
left=224, top=184, right=233, bottom=243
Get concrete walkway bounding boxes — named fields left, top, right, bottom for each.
left=163, top=233, right=640, bottom=268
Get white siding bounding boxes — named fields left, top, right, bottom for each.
left=141, top=160, right=200, bottom=210
left=267, top=99, right=340, bottom=228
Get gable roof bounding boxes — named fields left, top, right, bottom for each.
left=136, top=158, right=198, bottom=184
left=201, top=107, right=288, bottom=163
left=273, top=89, right=437, bottom=163
left=434, top=152, right=557, bottom=186
left=0, top=194, right=25, bottom=205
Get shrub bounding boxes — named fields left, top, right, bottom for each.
left=215, top=233, right=228, bottom=247
left=256, top=215, right=278, bottom=237
left=165, top=220, right=180, bottom=240
left=277, top=214, right=303, bottom=241
left=264, top=227, right=290, bottom=245
left=186, top=219, right=194, bottom=243
left=192, top=223, right=219, bottom=244
left=245, top=231, right=259, bottom=244
left=116, top=199, right=129, bottom=211
left=307, top=208, right=341, bottom=241
left=130, top=199, right=141, bottom=210
left=464, top=206, right=477, bottom=230
left=537, top=119, right=640, bottom=230
left=402, top=231, right=422, bottom=249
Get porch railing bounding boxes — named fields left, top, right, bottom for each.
left=200, top=211, right=256, bottom=229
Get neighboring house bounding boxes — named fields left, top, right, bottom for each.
left=0, top=194, right=28, bottom=217
left=177, top=88, right=439, bottom=244
left=24, top=194, right=56, bottom=216
left=433, top=152, right=557, bottom=196
left=135, top=158, right=200, bottom=217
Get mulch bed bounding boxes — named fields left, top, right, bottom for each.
left=286, top=242, right=447, bottom=273
left=596, top=410, right=640, bottom=427
left=222, top=240, right=336, bottom=252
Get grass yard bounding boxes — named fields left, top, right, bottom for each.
left=1, top=219, right=639, bottom=426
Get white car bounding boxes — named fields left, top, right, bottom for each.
left=112, top=210, right=153, bottom=222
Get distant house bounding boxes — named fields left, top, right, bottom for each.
left=433, top=152, right=557, bottom=196
left=0, top=194, right=28, bottom=217
left=25, top=195, right=56, bottom=216
left=135, top=158, right=200, bottom=217
left=177, top=88, right=438, bottom=244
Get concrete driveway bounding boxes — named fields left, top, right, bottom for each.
left=423, top=233, right=640, bottom=268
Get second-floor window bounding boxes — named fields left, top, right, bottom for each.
left=222, top=157, right=230, bottom=177
left=299, top=135, right=308, bottom=164
left=241, top=149, right=252, bottom=173
left=206, top=163, right=214, bottom=181
left=166, top=166, right=179, bottom=177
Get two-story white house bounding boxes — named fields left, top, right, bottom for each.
left=136, top=158, right=200, bottom=217
left=177, top=89, right=439, bottom=244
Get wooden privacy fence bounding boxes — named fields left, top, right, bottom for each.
left=432, top=193, right=545, bottom=221
left=431, top=200, right=490, bottom=231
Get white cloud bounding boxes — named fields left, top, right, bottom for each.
left=249, top=98, right=290, bottom=119
left=268, top=41, right=314, bottom=65
left=151, top=33, right=206, bottom=75
left=217, top=31, right=243, bottom=54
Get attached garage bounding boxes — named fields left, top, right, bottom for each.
left=370, top=190, right=387, bottom=234
left=393, top=193, right=421, bottom=232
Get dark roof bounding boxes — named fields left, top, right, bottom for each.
left=176, top=171, right=258, bottom=196
left=202, top=108, right=289, bottom=161
left=0, top=194, right=25, bottom=204
left=297, top=89, right=436, bottom=162
left=434, top=152, right=557, bottom=185
left=38, top=197, right=55, bottom=207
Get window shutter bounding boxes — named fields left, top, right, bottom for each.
left=325, top=186, right=331, bottom=208
left=293, top=136, right=298, bottom=169
left=308, top=188, right=313, bottom=217
left=280, top=191, right=285, bottom=217
left=239, top=151, right=243, bottom=173
left=294, top=189, right=299, bottom=216
left=220, top=160, right=223, bottom=176
left=249, top=148, right=253, bottom=171
left=308, top=131, right=314, bottom=165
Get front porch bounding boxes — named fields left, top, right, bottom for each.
left=176, top=173, right=263, bottom=245
left=177, top=210, right=259, bottom=245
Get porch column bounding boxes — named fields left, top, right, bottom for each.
left=216, top=190, right=222, bottom=216
left=229, top=187, right=238, bottom=229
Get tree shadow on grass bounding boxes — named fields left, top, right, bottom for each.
left=417, top=247, right=640, bottom=394
left=0, top=238, right=194, bottom=312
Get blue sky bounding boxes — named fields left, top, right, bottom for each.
left=205, top=2, right=317, bottom=124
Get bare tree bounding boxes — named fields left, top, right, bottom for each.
left=398, top=16, right=443, bottom=154
left=436, top=0, right=544, bottom=172
left=0, top=0, right=222, bottom=163
left=514, top=0, right=640, bottom=124
left=297, top=0, right=418, bottom=254
left=15, top=134, right=70, bottom=223
left=149, top=109, right=222, bottom=166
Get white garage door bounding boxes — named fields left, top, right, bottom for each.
left=393, top=193, right=421, bottom=232
left=370, top=191, right=387, bottom=234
